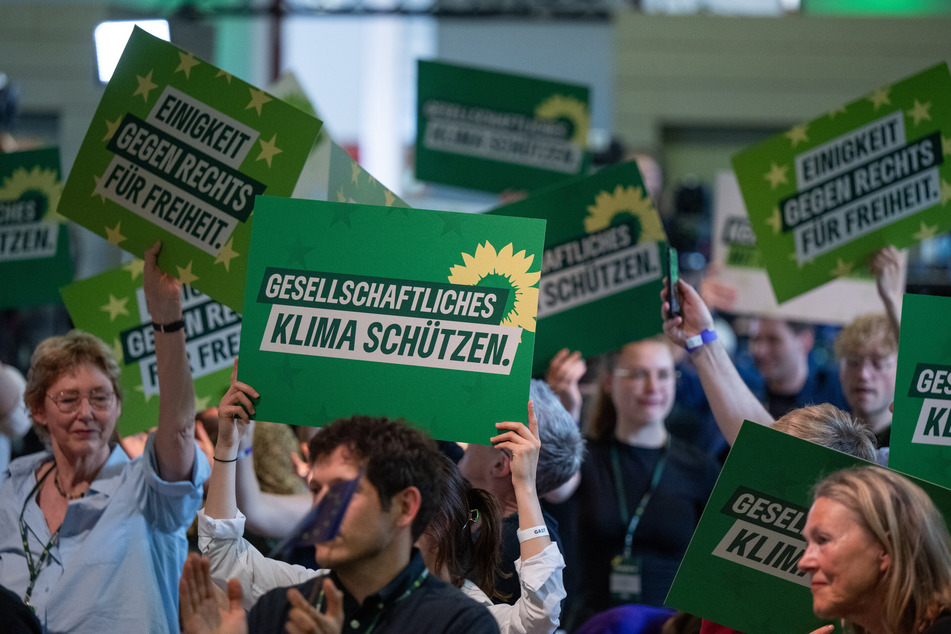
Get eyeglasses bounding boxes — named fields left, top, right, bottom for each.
left=612, top=368, right=675, bottom=381
left=46, top=390, right=115, bottom=414
left=841, top=354, right=896, bottom=373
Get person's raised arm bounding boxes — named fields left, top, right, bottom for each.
left=545, top=349, right=586, bottom=422
left=492, top=401, right=551, bottom=560
left=662, top=279, right=774, bottom=445
left=869, top=246, right=904, bottom=344
left=144, top=241, right=195, bottom=481
left=204, top=359, right=257, bottom=520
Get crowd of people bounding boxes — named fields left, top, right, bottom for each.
left=2, top=226, right=950, bottom=634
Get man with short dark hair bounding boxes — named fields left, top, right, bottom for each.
left=745, top=317, right=847, bottom=419
left=182, top=415, right=499, bottom=634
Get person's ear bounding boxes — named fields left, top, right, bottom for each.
left=490, top=448, right=511, bottom=478
left=31, top=404, right=47, bottom=428
left=798, top=329, right=815, bottom=354
left=878, top=548, right=890, bottom=573
left=392, top=486, right=422, bottom=530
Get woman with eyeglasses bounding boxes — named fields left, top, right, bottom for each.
left=563, top=336, right=720, bottom=631
left=0, top=242, right=208, bottom=633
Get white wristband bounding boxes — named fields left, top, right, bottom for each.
left=516, top=525, right=549, bottom=543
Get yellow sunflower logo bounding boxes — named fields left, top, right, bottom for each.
left=0, top=166, right=63, bottom=223
left=448, top=241, right=539, bottom=332
left=535, top=95, right=589, bottom=146
left=584, top=185, right=665, bottom=244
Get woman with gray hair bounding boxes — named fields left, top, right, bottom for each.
left=798, top=465, right=951, bottom=634
left=0, top=242, right=207, bottom=633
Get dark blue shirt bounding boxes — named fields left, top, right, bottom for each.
left=247, top=549, right=499, bottom=633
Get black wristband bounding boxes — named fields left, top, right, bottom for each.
left=213, top=456, right=238, bottom=463
left=152, top=319, right=185, bottom=333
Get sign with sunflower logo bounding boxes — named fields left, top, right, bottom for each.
left=491, top=161, right=668, bottom=375
left=732, top=62, right=951, bottom=304
left=0, top=148, right=73, bottom=309
left=235, top=196, right=544, bottom=443
left=711, top=171, right=889, bottom=325
left=58, top=27, right=322, bottom=312
left=889, top=293, right=951, bottom=485
left=667, top=422, right=951, bottom=634
left=60, top=261, right=240, bottom=436
left=416, top=59, right=590, bottom=193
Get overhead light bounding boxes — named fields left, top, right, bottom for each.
left=94, top=19, right=170, bottom=83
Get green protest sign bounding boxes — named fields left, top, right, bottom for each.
left=888, top=293, right=951, bottom=485
left=416, top=59, right=590, bottom=193
left=236, top=196, right=545, bottom=444
left=667, top=422, right=951, bottom=633
left=732, top=63, right=951, bottom=303
left=329, top=142, right=408, bottom=208
left=0, top=148, right=73, bottom=309
left=59, top=27, right=322, bottom=312
left=60, top=262, right=240, bottom=436
left=490, top=161, right=666, bottom=375
left=711, top=171, right=887, bottom=325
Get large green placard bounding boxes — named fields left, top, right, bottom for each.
left=0, top=148, right=73, bottom=309
left=60, top=262, right=240, bottom=436
left=59, top=27, right=322, bottom=312
left=237, top=196, right=545, bottom=444
left=667, top=422, right=951, bottom=633
left=490, top=161, right=666, bottom=375
left=416, top=59, right=590, bottom=193
left=889, top=293, right=951, bottom=485
left=732, top=63, right=951, bottom=303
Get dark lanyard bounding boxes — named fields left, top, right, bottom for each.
left=609, top=439, right=669, bottom=558
left=311, top=568, right=428, bottom=634
left=18, top=463, right=61, bottom=612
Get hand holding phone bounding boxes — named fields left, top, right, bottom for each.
left=665, top=245, right=682, bottom=319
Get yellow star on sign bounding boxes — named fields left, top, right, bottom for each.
left=788, top=251, right=809, bottom=269
left=827, top=104, right=848, bottom=119
left=103, top=117, right=122, bottom=142
left=256, top=133, right=282, bottom=167
left=92, top=175, right=108, bottom=203
left=867, top=86, right=891, bottom=111
left=942, top=136, right=951, bottom=158
left=110, top=338, right=124, bottom=363
left=105, top=221, right=127, bottom=245
left=763, top=163, right=788, bottom=189
left=214, top=237, right=240, bottom=271
left=785, top=124, right=809, bottom=148
left=336, top=187, right=347, bottom=202
left=912, top=221, right=939, bottom=241
left=122, top=258, right=144, bottom=280
left=194, top=395, right=213, bottom=411
left=100, top=293, right=130, bottom=321
left=175, top=51, right=200, bottom=79
left=133, top=70, right=159, bottom=102
left=246, top=88, right=272, bottom=116
left=906, top=99, right=932, bottom=126
left=351, top=161, right=361, bottom=184
left=941, top=179, right=951, bottom=205
left=216, top=69, right=232, bottom=83
left=384, top=190, right=396, bottom=207
left=177, top=261, right=199, bottom=286
left=829, top=258, right=854, bottom=278
left=134, top=384, right=157, bottom=403
left=765, top=207, right=782, bottom=234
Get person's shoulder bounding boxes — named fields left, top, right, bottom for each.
left=415, top=575, right=498, bottom=629
left=248, top=577, right=319, bottom=629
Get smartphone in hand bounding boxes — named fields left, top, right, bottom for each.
left=665, top=244, right=682, bottom=319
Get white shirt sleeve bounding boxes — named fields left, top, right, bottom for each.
left=0, top=365, right=30, bottom=439
left=484, top=542, right=566, bottom=634
left=197, top=507, right=322, bottom=610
